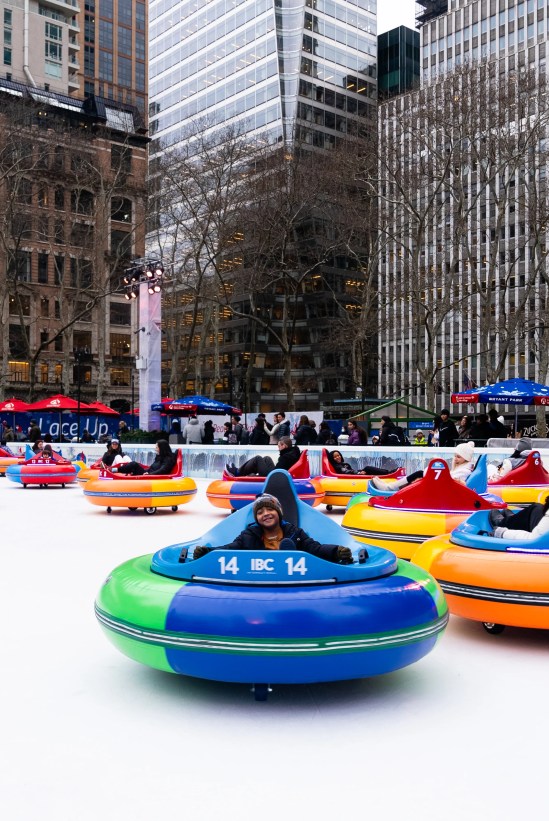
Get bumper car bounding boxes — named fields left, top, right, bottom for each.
left=95, top=470, right=448, bottom=699
left=83, top=450, right=196, bottom=514
left=0, top=445, right=25, bottom=476
left=316, top=449, right=405, bottom=510
left=342, top=458, right=507, bottom=560
left=487, top=451, right=549, bottom=506
left=412, top=509, right=549, bottom=634
left=206, top=451, right=324, bottom=510
left=76, top=458, right=105, bottom=485
left=6, top=451, right=77, bottom=487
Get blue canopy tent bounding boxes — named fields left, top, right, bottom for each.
left=452, top=377, right=549, bottom=435
left=152, top=395, right=242, bottom=415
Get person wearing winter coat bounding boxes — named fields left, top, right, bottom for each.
left=487, top=437, right=532, bottom=481
left=183, top=415, right=203, bottom=444
left=487, top=409, right=508, bottom=439
left=101, top=438, right=127, bottom=467
left=192, top=494, right=354, bottom=564
left=269, top=412, right=290, bottom=444
left=372, top=441, right=475, bottom=490
left=317, top=421, right=337, bottom=446
left=117, top=439, right=177, bottom=476
left=250, top=417, right=270, bottom=446
left=225, top=436, right=300, bottom=477
left=295, top=415, right=317, bottom=445
left=347, top=419, right=368, bottom=446
left=438, top=409, right=459, bottom=447
left=202, top=420, right=215, bottom=444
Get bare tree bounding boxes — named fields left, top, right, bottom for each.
left=377, top=63, right=549, bottom=409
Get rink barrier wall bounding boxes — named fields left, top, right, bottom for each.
left=4, top=444, right=546, bottom=480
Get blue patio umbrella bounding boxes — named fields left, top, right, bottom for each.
left=151, top=395, right=242, bottom=415
left=452, top=377, right=549, bottom=406
left=452, top=377, right=549, bottom=435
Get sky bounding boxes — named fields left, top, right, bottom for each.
left=377, top=0, right=417, bottom=34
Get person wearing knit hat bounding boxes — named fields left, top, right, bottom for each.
left=252, top=494, right=283, bottom=524
left=487, top=437, right=533, bottom=481
left=372, top=441, right=475, bottom=490
left=192, top=493, right=356, bottom=564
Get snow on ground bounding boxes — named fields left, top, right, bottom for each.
left=0, top=476, right=547, bottom=821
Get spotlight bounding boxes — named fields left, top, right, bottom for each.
left=123, top=274, right=130, bottom=285
left=124, top=290, right=132, bottom=300
left=145, top=265, right=155, bottom=279
left=153, top=282, right=162, bottom=293
left=148, top=281, right=156, bottom=294
left=154, top=265, right=164, bottom=277
left=130, top=286, right=138, bottom=299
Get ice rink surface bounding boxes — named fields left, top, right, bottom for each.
left=1, top=475, right=547, bottom=821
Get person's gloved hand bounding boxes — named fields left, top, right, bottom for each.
left=336, top=546, right=353, bottom=564
left=193, top=545, right=209, bottom=559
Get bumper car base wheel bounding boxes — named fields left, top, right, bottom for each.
left=482, top=622, right=505, bottom=635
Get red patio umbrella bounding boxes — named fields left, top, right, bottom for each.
left=26, top=394, right=94, bottom=442
left=86, top=402, right=120, bottom=416
left=0, top=398, right=32, bottom=433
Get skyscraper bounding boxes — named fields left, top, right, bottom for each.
left=149, top=0, right=377, bottom=151
left=379, top=0, right=549, bottom=410
left=378, top=26, right=420, bottom=98
left=78, top=0, right=147, bottom=114
left=148, top=0, right=379, bottom=410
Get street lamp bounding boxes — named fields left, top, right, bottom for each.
left=224, top=364, right=234, bottom=409
left=73, top=348, right=89, bottom=442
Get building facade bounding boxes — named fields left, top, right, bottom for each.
left=378, top=0, right=549, bottom=411
left=0, top=0, right=81, bottom=93
left=0, top=81, right=147, bottom=405
left=148, top=0, right=378, bottom=410
left=378, top=26, right=420, bottom=98
left=77, top=0, right=147, bottom=116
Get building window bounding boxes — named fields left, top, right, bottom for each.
left=100, top=0, right=113, bottom=18
left=99, top=49, right=112, bottom=81
left=40, top=363, right=48, bottom=383
left=110, top=367, right=130, bottom=386
left=9, top=325, right=27, bottom=356
left=84, top=45, right=95, bottom=74
left=38, top=252, right=49, bottom=283
left=3, top=47, right=11, bottom=66
left=54, top=363, right=62, bottom=383
left=111, top=229, right=131, bottom=258
left=54, top=255, right=64, bottom=284
left=111, top=197, right=132, bottom=222
left=9, top=294, right=31, bottom=316
left=54, top=300, right=61, bottom=319
left=110, top=333, right=131, bottom=357
left=99, top=19, right=112, bottom=49
left=54, top=335, right=63, bottom=352
left=118, top=55, right=132, bottom=87
left=111, top=143, right=132, bottom=172
left=70, top=257, right=92, bottom=288
left=8, top=360, right=29, bottom=382
left=4, top=9, right=12, bottom=25
left=41, top=297, right=49, bottom=317
left=118, top=0, right=132, bottom=26
left=110, top=301, right=131, bottom=325
left=8, top=251, right=31, bottom=282
left=135, top=61, right=145, bottom=92
left=118, top=25, right=132, bottom=56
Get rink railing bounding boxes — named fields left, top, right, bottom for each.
left=7, top=444, right=542, bottom=480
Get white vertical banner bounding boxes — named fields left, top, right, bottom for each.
left=138, top=282, right=162, bottom=431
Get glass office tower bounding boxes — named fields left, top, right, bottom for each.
left=148, top=0, right=377, bottom=152
left=378, top=25, right=420, bottom=98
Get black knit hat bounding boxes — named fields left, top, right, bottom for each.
left=252, top=494, right=283, bottom=523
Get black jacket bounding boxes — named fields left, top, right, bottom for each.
left=250, top=426, right=270, bottom=445
left=295, top=424, right=317, bottom=445
left=218, top=521, right=340, bottom=562
left=438, top=419, right=459, bottom=447
left=275, top=445, right=300, bottom=471
left=147, top=452, right=177, bottom=475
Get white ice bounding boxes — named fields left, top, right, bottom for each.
left=1, top=476, right=547, bottom=821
